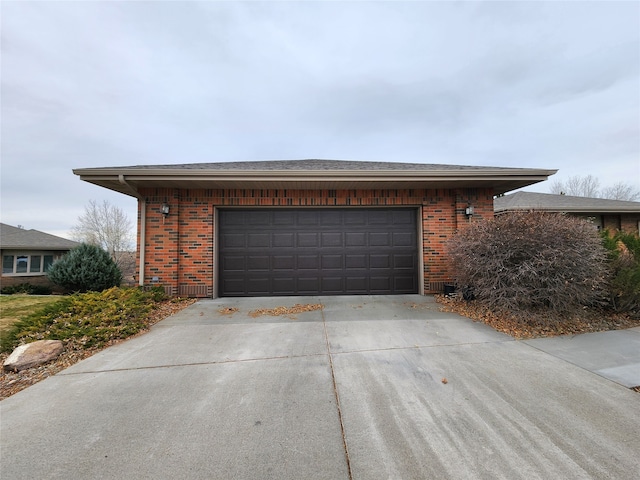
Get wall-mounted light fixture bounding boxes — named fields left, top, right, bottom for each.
left=161, top=203, right=170, bottom=217
left=465, top=205, right=474, bottom=217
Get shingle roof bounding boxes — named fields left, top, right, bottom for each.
left=494, top=191, right=640, bottom=214
left=74, top=159, right=557, bottom=197
left=118, top=159, right=520, bottom=172
left=0, top=223, right=80, bottom=250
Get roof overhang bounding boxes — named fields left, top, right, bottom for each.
left=495, top=206, right=640, bottom=215
left=74, top=165, right=557, bottom=198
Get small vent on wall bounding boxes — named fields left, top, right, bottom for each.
left=178, top=285, right=211, bottom=298
left=428, top=281, right=451, bottom=293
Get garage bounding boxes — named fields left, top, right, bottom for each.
left=75, top=159, right=556, bottom=297
left=218, top=208, right=419, bottom=296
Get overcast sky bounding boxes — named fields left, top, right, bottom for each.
left=1, top=0, right=639, bottom=239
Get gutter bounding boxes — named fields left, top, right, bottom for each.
left=118, top=175, right=146, bottom=287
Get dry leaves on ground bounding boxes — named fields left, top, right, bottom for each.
left=0, top=298, right=196, bottom=400
left=218, top=307, right=239, bottom=315
left=436, top=295, right=640, bottom=340
left=249, top=303, right=323, bottom=318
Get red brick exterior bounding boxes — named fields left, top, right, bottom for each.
left=137, top=187, right=495, bottom=297
left=603, top=213, right=640, bottom=235
left=620, top=214, right=640, bottom=234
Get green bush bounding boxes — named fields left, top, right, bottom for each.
left=47, top=243, right=122, bottom=293
left=1, top=283, right=52, bottom=295
left=601, top=231, right=640, bottom=315
left=0, top=287, right=167, bottom=352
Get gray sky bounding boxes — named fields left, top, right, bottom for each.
left=1, top=0, right=639, bottom=239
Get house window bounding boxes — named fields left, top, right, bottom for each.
left=2, top=255, right=14, bottom=273
left=30, top=255, right=42, bottom=273
left=16, top=256, right=28, bottom=273
left=2, top=254, right=58, bottom=275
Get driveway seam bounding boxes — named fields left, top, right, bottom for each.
left=56, top=353, right=325, bottom=375
left=321, top=305, right=353, bottom=480
left=58, top=340, right=515, bottom=376
left=329, top=339, right=513, bottom=356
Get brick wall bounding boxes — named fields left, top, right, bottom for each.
left=0, top=274, right=64, bottom=293
left=137, top=187, right=495, bottom=297
left=620, top=214, right=640, bottom=235
left=602, top=214, right=640, bottom=235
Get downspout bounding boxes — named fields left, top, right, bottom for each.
left=118, top=175, right=146, bottom=286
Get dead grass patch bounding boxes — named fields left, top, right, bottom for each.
left=0, top=295, right=62, bottom=334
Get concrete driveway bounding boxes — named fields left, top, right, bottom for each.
left=1, top=295, right=639, bottom=479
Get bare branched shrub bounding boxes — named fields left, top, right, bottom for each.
left=447, top=211, right=609, bottom=314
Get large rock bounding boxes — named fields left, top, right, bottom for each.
left=3, top=340, right=64, bottom=372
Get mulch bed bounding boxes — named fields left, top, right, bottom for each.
left=0, top=298, right=196, bottom=400
left=436, top=295, right=640, bottom=339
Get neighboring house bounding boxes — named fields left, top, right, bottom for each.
left=115, top=250, right=137, bottom=286
left=74, top=159, right=555, bottom=298
left=494, top=191, right=640, bottom=234
left=0, top=223, right=80, bottom=290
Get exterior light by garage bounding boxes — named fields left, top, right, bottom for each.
left=465, top=205, right=474, bottom=217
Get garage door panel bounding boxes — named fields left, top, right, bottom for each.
left=273, top=233, right=295, bottom=247
left=322, top=255, right=343, bottom=269
left=246, top=256, right=269, bottom=271
left=247, top=278, right=270, bottom=295
left=273, top=211, right=295, bottom=225
left=298, top=211, right=320, bottom=225
left=370, top=255, right=390, bottom=269
left=298, top=277, right=320, bottom=292
left=218, top=208, right=418, bottom=296
left=345, top=232, right=366, bottom=247
left=223, top=256, right=245, bottom=271
left=393, top=232, right=414, bottom=246
left=298, top=255, right=320, bottom=269
left=272, top=277, right=295, bottom=293
left=321, top=211, right=342, bottom=225
left=247, top=233, right=269, bottom=248
left=368, top=210, right=390, bottom=224
left=222, top=278, right=246, bottom=296
left=394, top=254, right=416, bottom=269
left=370, top=232, right=391, bottom=246
left=393, top=209, right=415, bottom=224
left=346, top=277, right=368, bottom=292
left=247, top=211, right=270, bottom=226
left=370, top=277, right=391, bottom=292
left=222, top=233, right=246, bottom=248
left=273, top=255, right=295, bottom=270
left=395, top=276, right=417, bottom=291
left=322, top=277, right=344, bottom=292
left=346, top=254, right=367, bottom=269
left=297, top=233, right=319, bottom=247
left=345, top=211, right=367, bottom=225
left=321, top=232, right=342, bottom=247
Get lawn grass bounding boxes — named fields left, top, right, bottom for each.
left=0, top=295, right=62, bottom=335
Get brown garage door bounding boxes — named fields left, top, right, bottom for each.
left=218, top=208, right=418, bottom=297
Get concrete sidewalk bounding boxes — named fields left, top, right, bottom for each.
left=1, top=296, right=639, bottom=479
left=524, top=326, right=640, bottom=388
